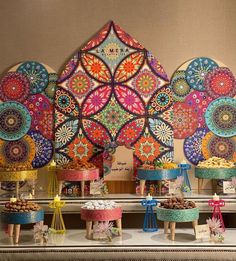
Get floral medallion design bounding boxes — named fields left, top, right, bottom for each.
left=0, top=72, right=30, bottom=102
left=202, top=132, right=236, bottom=161
left=173, top=102, right=198, bottom=139
left=55, top=21, right=174, bottom=179
left=0, top=61, right=56, bottom=170
left=204, top=67, right=236, bottom=99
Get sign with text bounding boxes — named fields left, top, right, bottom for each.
left=104, top=145, right=133, bottom=181
left=195, top=224, right=210, bottom=240
left=223, top=181, right=235, bottom=194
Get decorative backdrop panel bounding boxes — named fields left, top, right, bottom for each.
left=171, top=57, right=236, bottom=165
left=55, top=21, right=174, bottom=178
left=0, top=61, right=56, bottom=190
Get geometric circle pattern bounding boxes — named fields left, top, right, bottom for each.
left=184, top=127, right=209, bottom=165
left=17, top=61, right=49, bottom=94
left=0, top=102, right=31, bottom=141
left=186, top=57, right=218, bottom=91
left=0, top=135, right=35, bottom=165
left=202, top=132, right=236, bottom=162
left=0, top=72, right=30, bottom=103
left=205, top=97, right=236, bottom=137
left=171, top=70, right=191, bottom=101
left=204, top=67, right=236, bottom=99
left=55, top=21, right=174, bottom=170
left=173, top=102, right=198, bottom=139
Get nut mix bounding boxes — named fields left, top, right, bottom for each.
left=0, top=163, right=33, bottom=172
left=61, top=159, right=96, bottom=170
left=159, top=197, right=196, bottom=210
left=197, top=157, right=235, bottom=168
left=140, top=162, right=178, bottom=170
left=3, top=199, right=41, bottom=213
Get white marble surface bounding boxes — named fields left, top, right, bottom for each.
left=0, top=228, right=235, bottom=248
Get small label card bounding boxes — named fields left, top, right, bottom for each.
left=223, top=181, right=235, bottom=194
left=90, top=181, right=101, bottom=195
left=195, top=224, right=210, bottom=240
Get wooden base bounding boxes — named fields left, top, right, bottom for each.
left=7, top=221, right=44, bottom=244
left=164, top=220, right=198, bottom=241
left=140, top=180, right=146, bottom=195
left=85, top=219, right=122, bottom=240
left=198, top=178, right=218, bottom=193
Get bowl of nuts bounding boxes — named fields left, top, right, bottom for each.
left=156, top=197, right=199, bottom=222
left=1, top=199, right=44, bottom=224
left=195, top=157, right=236, bottom=180
left=56, top=160, right=99, bottom=181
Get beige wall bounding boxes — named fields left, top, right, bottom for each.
left=0, top=0, right=235, bottom=190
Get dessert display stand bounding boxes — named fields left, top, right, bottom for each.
left=137, top=168, right=180, bottom=195
left=195, top=167, right=236, bottom=193
left=1, top=209, right=44, bottom=244
left=156, top=207, right=199, bottom=241
left=81, top=207, right=122, bottom=239
left=56, top=168, right=99, bottom=197
left=0, top=170, right=38, bottom=197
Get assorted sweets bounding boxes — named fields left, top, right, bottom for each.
left=60, top=159, right=96, bottom=170
left=0, top=162, right=33, bottom=171
left=82, top=200, right=117, bottom=210
left=3, top=199, right=41, bottom=213
left=197, top=157, right=235, bottom=168
left=159, top=197, right=196, bottom=210
left=140, top=162, right=178, bottom=170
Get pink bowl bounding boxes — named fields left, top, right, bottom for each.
left=56, top=168, right=99, bottom=181
left=81, top=207, right=122, bottom=221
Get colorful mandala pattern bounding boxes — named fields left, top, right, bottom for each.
left=0, top=102, right=31, bottom=141
left=55, top=22, right=173, bottom=175
left=17, top=61, right=49, bottom=94
left=183, top=127, right=209, bottom=165
left=148, top=86, right=173, bottom=115
left=202, top=132, right=236, bottom=162
left=133, top=69, right=159, bottom=97
left=148, top=118, right=173, bottom=146
left=55, top=119, right=79, bottom=148
left=173, top=102, right=198, bottom=139
left=55, top=87, right=79, bottom=117
left=204, top=67, right=236, bottom=99
left=171, top=70, right=191, bottom=101
left=134, top=134, right=161, bottom=162
left=186, top=57, right=218, bottom=91
left=185, top=91, right=213, bottom=127
left=67, top=70, right=93, bottom=98
left=23, top=94, right=53, bottom=139
left=0, top=135, right=35, bottom=165
left=0, top=72, right=30, bottom=102
left=205, top=97, right=236, bottom=137
left=28, top=130, right=53, bottom=168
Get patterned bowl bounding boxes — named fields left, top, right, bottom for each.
left=137, top=168, right=180, bottom=181
left=1, top=209, right=44, bottom=224
left=56, top=168, right=99, bottom=181
left=156, top=207, right=199, bottom=222
left=195, top=167, right=236, bottom=179
left=81, top=207, right=122, bottom=222
left=0, top=170, right=38, bottom=182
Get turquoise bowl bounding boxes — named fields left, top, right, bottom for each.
left=156, top=207, right=199, bottom=222
left=137, top=168, right=180, bottom=181
left=195, top=167, right=236, bottom=179
left=1, top=209, right=44, bottom=224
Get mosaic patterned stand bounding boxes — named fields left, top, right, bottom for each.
left=137, top=168, right=180, bottom=195
left=56, top=169, right=99, bottom=197
left=1, top=209, right=44, bottom=244
left=156, top=207, right=199, bottom=241
left=0, top=170, right=37, bottom=197
left=195, top=167, right=236, bottom=193
left=81, top=207, right=122, bottom=239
